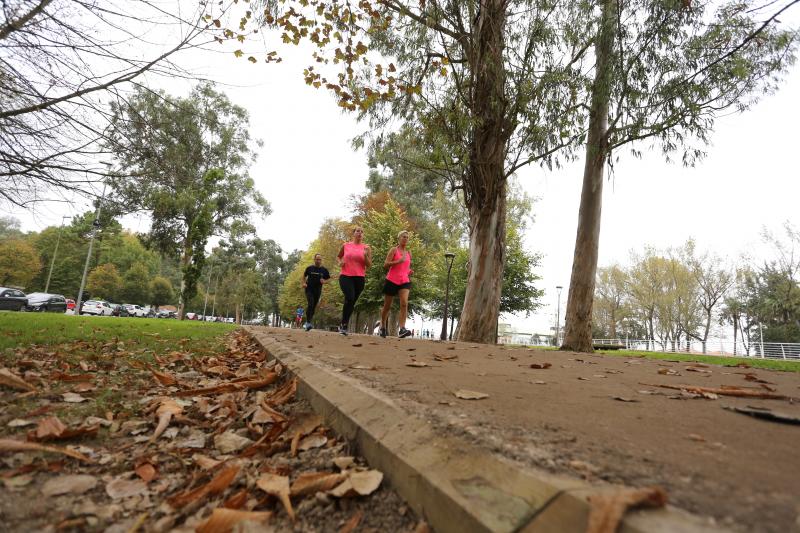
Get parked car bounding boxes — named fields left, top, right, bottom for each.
left=81, top=300, right=113, bottom=316
left=141, top=306, right=156, bottom=318
left=157, top=309, right=176, bottom=319
left=122, top=304, right=147, bottom=317
left=186, top=312, right=198, bottom=320
left=25, top=293, right=67, bottom=312
left=0, top=287, right=28, bottom=311
left=109, top=303, right=131, bottom=317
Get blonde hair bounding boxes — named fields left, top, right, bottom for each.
left=397, top=230, right=409, bottom=240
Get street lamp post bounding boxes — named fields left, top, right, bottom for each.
left=44, top=215, right=70, bottom=293
left=75, top=184, right=106, bottom=315
left=555, top=285, right=563, bottom=346
left=440, top=252, right=456, bottom=341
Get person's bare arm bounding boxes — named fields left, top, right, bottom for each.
left=337, top=244, right=345, bottom=266
left=383, top=247, right=398, bottom=269
left=364, top=244, right=373, bottom=268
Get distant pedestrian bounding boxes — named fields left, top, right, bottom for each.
left=302, top=253, right=331, bottom=331
left=295, top=306, right=304, bottom=328
left=379, top=230, right=413, bottom=338
left=336, top=226, right=372, bottom=335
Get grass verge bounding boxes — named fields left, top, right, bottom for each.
left=0, top=312, right=235, bottom=352
left=525, top=344, right=799, bottom=372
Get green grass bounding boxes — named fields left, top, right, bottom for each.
left=0, top=312, right=236, bottom=352
left=516, top=344, right=800, bottom=372
left=0, top=312, right=237, bottom=422
left=594, top=348, right=800, bottom=373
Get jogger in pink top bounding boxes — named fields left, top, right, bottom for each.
left=379, top=230, right=413, bottom=338
left=336, top=226, right=372, bottom=335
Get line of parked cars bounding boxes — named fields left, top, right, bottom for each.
left=0, top=287, right=175, bottom=318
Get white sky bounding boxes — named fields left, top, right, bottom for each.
left=6, top=7, right=800, bottom=336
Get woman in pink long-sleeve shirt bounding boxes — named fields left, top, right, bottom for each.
left=379, top=230, right=413, bottom=338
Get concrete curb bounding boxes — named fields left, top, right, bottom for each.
left=246, top=327, right=724, bottom=533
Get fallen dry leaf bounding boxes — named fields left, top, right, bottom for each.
left=214, top=431, right=254, bottom=454
left=406, top=360, right=429, bottom=367
left=105, top=475, right=148, bottom=500
left=349, top=364, right=378, bottom=370
left=586, top=486, right=668, bottom=533
left=640, top=383, right=796, bottom=401
left=329, top=470, right=383, bottom=498
left=168, top=465, right=240, bottom=509
left=333, top=457, right=355, bottom=471
left=193, top=454, right=222, bottom=470
left=196, top=508, right=271, bottom=533
left=454, top=389, right=489, bottom=400
left=657, top=368, right=680, bottom=376
left=151, top=399, right=183, bottom=442
left=61, top=392, right=87, bottom=403
left=0, top=367, right=36, bottom=392
left=612, top=397, right=638, bottom=403
left=35, top=416, right=67, bottom=440
left=0, top=438, right=92, bottom=462
left=151, top=369, right=179, bottom=386
left=351, top=343, right=363, bottom=347
left=7, top=418, right=35, bottom=428
left=176, top=373, right=278, bottom=397
left=339, top=509, right=364, bottom=533
left=41, top=474, right=97, bottom=496
left=290, top=472, right=346, bottom=497
left=256, top=473, right=295, bottom=520
left=298, top=434, right=328, bottom=451
left=530, top=363, right=552, bottom=369
left=135, top=462, right=157, bottom=483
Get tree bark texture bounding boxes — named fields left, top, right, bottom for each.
left=456, top=0, right=510, bottom=344
left=561, top=0, right=617, bottom=353
left=178, top=242, right=192, bottom=321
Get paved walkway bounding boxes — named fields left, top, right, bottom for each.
left=247, top=327, right=800, bottom=533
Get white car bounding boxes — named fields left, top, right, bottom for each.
left=123, top=304, right=149, bottom=317
left=81, top=300, right=113, bottom=316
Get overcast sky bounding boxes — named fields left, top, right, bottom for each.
left=7, top=7, right=800, bottom=336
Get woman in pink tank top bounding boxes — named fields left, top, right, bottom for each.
left=336, top=226, right=372, bottom=335
left=379, top=230, right=413, bottom=338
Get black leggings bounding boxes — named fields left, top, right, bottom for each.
left=339, top=275, right=365, bottom=327
left=305, top=288, right=321, bottom=323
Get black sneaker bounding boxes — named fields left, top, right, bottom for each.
left=398, top=327, right=411, bottom=338
left=338, top=326, right=348, bottom=336
left=379, top=326, right=387, bottom=338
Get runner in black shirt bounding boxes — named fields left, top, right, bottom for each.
left=302, top=253, right=331, bottom=331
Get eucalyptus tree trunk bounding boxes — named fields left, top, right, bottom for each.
left=456, top=0, right=510, bottom=344
left=561, top=0, right=617, bottom=352
left=178, top=236, right=192, bottom=321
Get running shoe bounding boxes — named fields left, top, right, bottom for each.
left=379, top=326, right=387, bottom=338
left=338, top=326, right=348, bottom=336
left=398, top=327, right=412, bottom=338
left=304, top=322, right=312, bottom=331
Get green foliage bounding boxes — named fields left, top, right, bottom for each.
left=149, top=277, right=175, bottom=309
left=280, top=219, right=349, bottom=325
left=87, top=263, right=123, bottom=302
left=120, top=262, right=151, bottom=305
left=106, top=83, right=270, bottom=315
left=359, top=198, right=436, bottom=317
left=0, top=239, right=41, bottom=288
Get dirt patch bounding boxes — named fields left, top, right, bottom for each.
left=0, top=330, right=423, bottom=532
left=254, top=327, right=800, bottom=533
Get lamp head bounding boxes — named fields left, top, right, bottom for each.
left=444, top=252, right=455, bottom=260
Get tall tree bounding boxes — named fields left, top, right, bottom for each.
left=106, top=84, right=270, bottom=318
left=683, top=240, right=733, bottom=352
left=231, top=0, right=586, bottom=343
left=149, top=277, right=174, bottom=310
left=86, top=263, right=122, bottom=301
left=593, top=264, right=629, bottom=339
left=0, top=0, right=246, bottom=207
left=120, top=262, right=151, bottom=305
left=562, top=0, right=798, bottom=351
left=0, top=239, right=40, bottom=288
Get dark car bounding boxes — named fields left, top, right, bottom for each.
left=0, top=287, right=28, bottom=311
left=110, top=303, right=130, bottom=317
left=25, top=293, right=67, bottom=312
left=157, top=309, right=176, bottom=319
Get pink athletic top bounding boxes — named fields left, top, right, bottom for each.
left=340, top=242, right=368, bottom=277
left=386, top=247, right=412, bottom=285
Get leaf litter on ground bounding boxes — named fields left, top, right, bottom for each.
left=0, top=329, right=421, bottom=532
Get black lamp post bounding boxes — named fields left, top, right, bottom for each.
left=440, top=252, right=456, bottom=341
